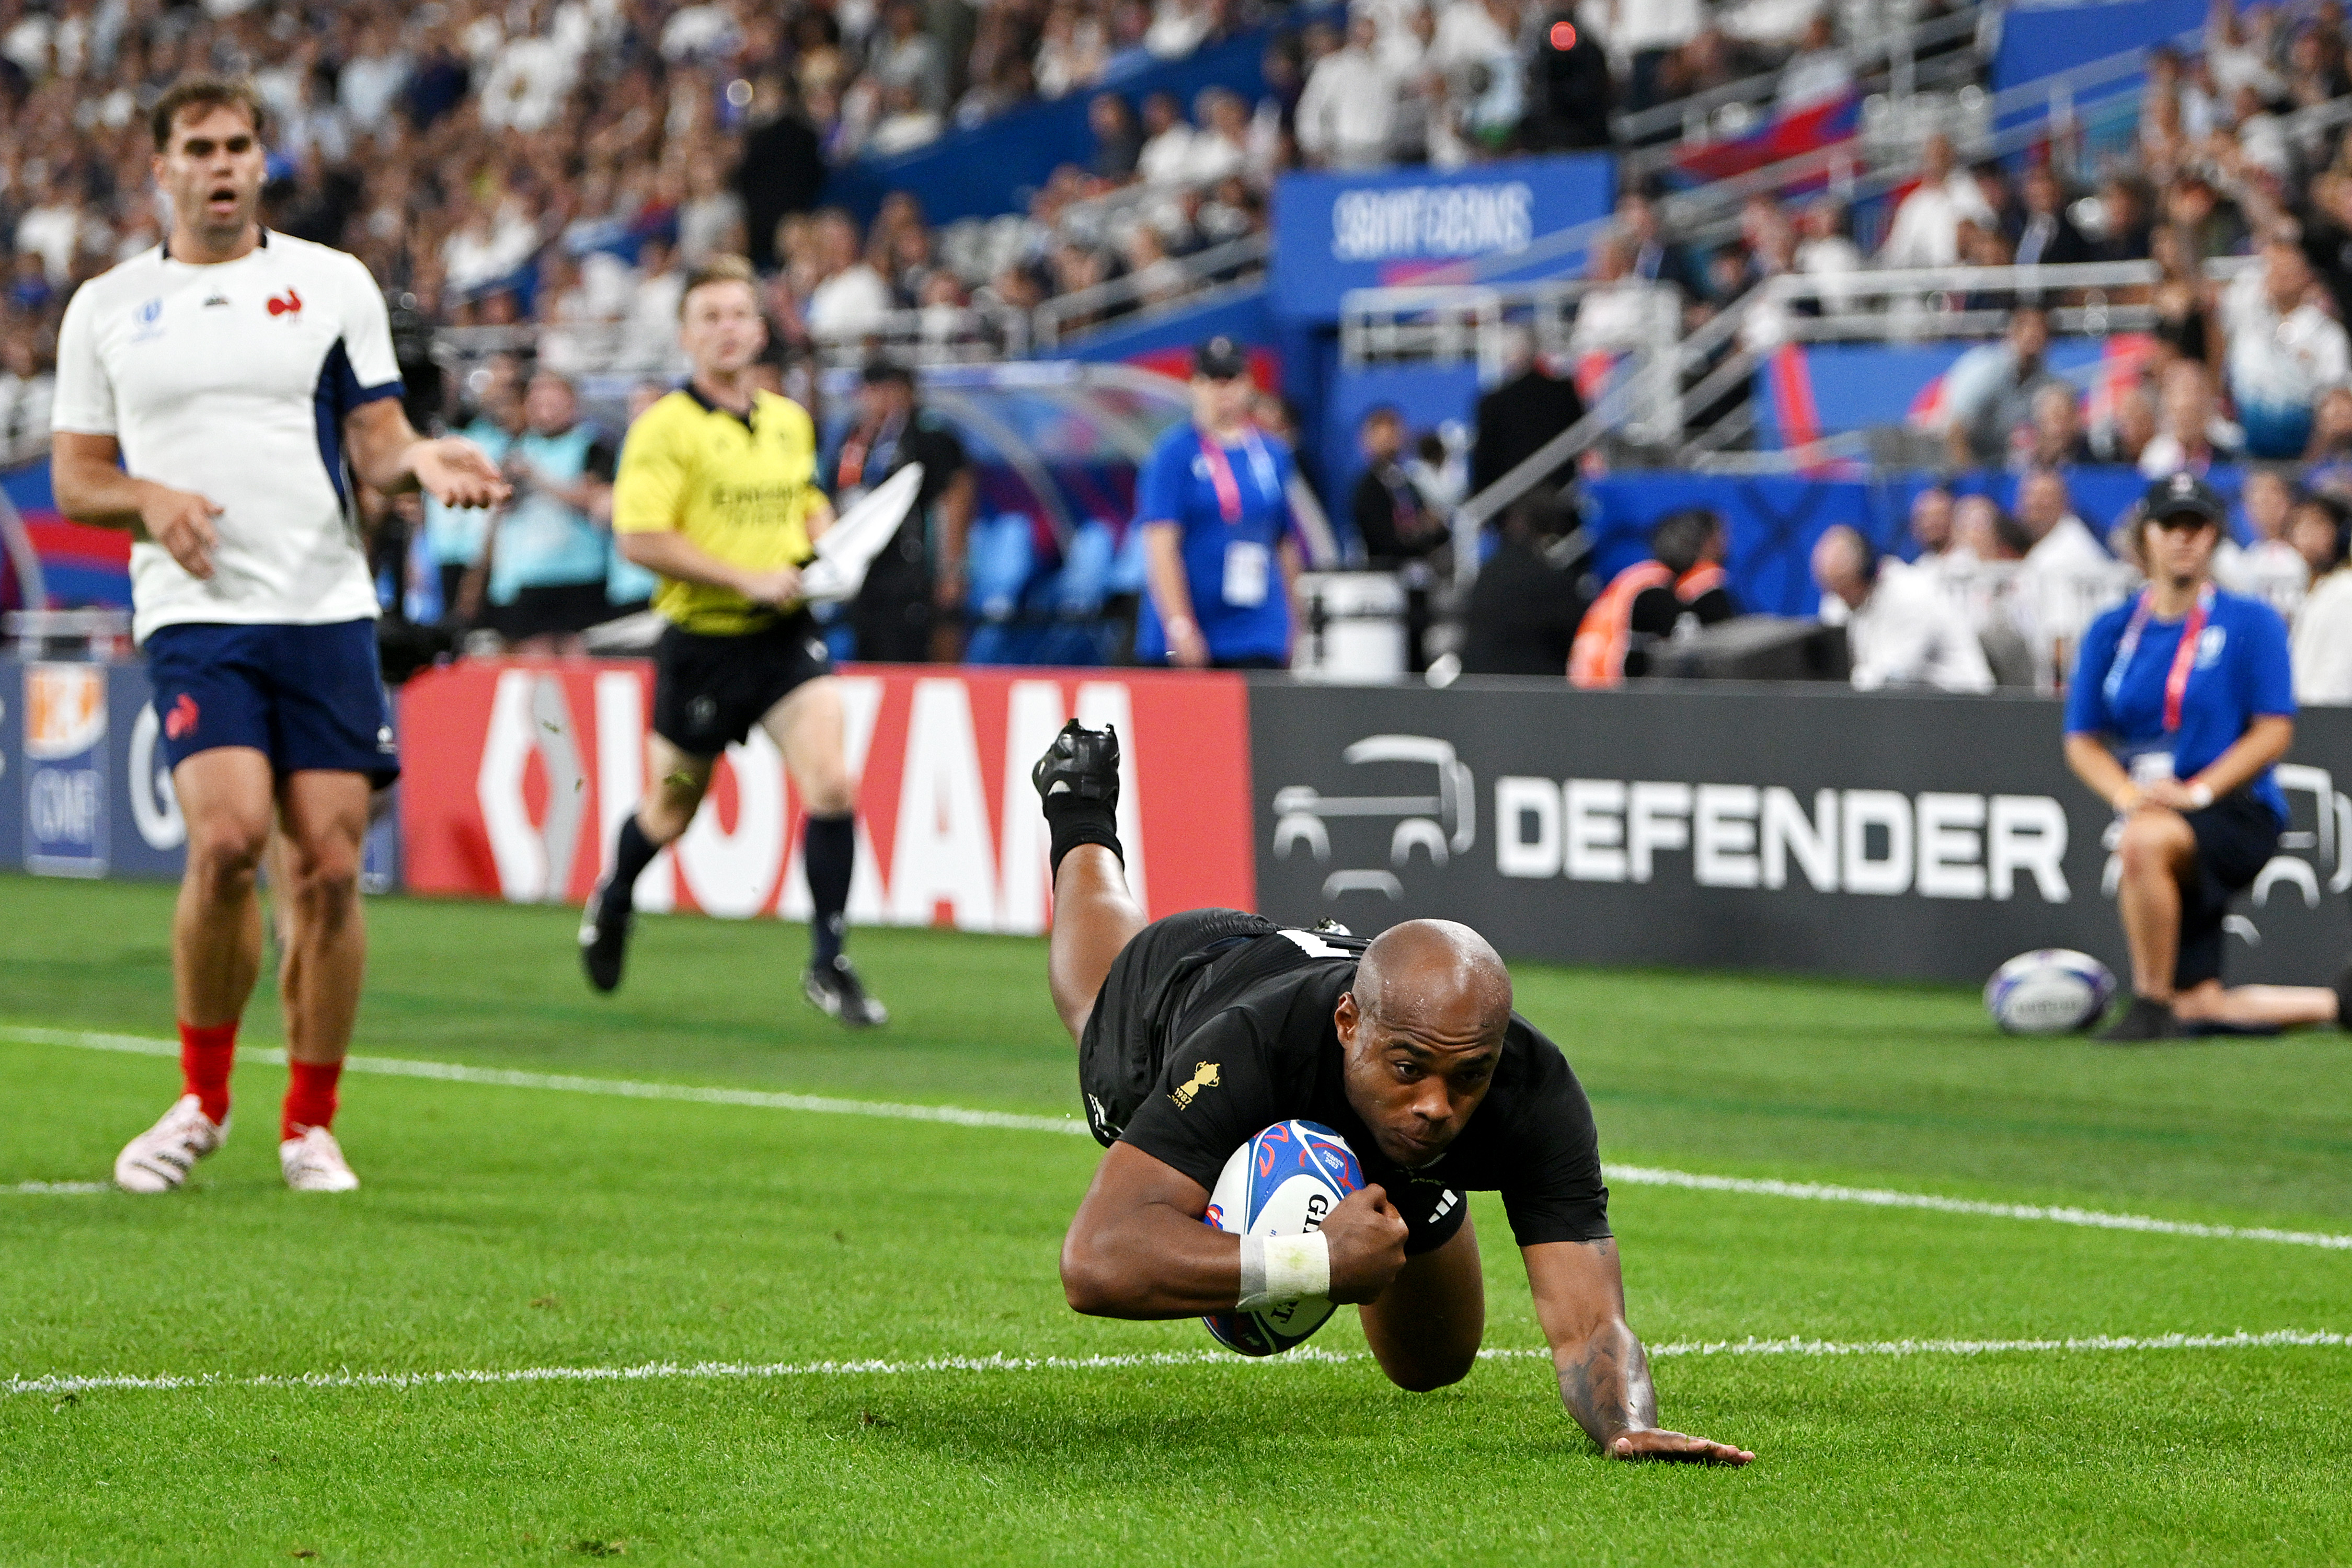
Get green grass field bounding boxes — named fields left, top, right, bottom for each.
left=4, top=872, right=2351, bottom=1565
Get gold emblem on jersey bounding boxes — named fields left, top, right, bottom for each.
left=1169, top=1062, right=1221, bottom=1109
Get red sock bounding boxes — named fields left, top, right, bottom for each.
left=282, top=1061, right=343, bottom=1142
left=178, top=1021, right=237, bottom=1125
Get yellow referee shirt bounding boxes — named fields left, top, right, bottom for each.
left=612, top=385, right=823, bottom=635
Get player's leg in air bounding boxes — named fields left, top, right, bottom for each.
left=580, top=674, right=884, bottom=1027
left=1035, top=722, right=1142, bottom=1046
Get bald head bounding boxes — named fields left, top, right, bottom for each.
left=1353, top=920, right=1512, bottom=1043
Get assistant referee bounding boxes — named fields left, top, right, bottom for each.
left=578, top=255, right=886, bottom=1027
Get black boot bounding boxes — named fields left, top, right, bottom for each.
left=2098, top=995, right=2182, bottom=1043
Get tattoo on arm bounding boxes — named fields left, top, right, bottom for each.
left=1556, top=1324, right=1660, bottom=1449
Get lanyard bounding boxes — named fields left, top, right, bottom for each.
left=1198, top=429, right=1275, bottom=525
left=2103, top=585, right=2211, bottom=734
left=837, top=413, right=904, bottom=492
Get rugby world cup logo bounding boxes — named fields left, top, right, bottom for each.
left=1169, top=1061, right=1221, bottom=1109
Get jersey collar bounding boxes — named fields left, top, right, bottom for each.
left=684, top=380, right=757, bottom=432
left=159, top=226, right=270, bottom=263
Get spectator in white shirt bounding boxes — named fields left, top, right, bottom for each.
left=2139, top=359, right=2245, bottom=477
left=479, top=28, right=582, bottom=132
left=338, top=22, right=411, bottom=130
left=2289, top=493, right=2352, bottom=703
left=1135, top=90, right=1199, bottom=186
left=2220, top=467, right=2311, bottom=622
left=871, top=0, right=950, bottom=114
left=1813, top=525, right=1997, bottom=693
left=15, top=177, right=81, bottom=284
left=442, top=197, right=543, bottom=296
left=1795, top=199, right=1864, bottom=312
left=805, top=209, right=894, bottom=338
left=2225, top=233, right=2351, bottom=460
left=1878, top=132, right=1995, bottom=270
left=1429, top=0, right=1516, bottom=77
left=675, top=156, right=747, bottom=266
left=1297, top=14, right=1398, bottom=169
left=1570, top=234, right=1666, bottom=354
left=614, top=237, right=688, bottom=373
left=1145, top=0, right=1217, bottom=60
left=0, top=331, right=53, bottom=462
left=2015, top=467, right=2131, bottom=688
left=1184, top=88, right=1251, bottom=185
left=1775, top=14, right=1854, bottom=114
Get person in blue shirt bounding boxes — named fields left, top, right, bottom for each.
left=1135, top=335, right=1303, bottom=670
left=2064, top=472, right=2348, bottom=1040
left=481, top=371, right=618, bottom=654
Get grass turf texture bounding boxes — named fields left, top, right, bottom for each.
left=2, top=873, right=2349, bottom=1564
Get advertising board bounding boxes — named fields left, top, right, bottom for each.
left=398, top=661, right=1258, bottom=933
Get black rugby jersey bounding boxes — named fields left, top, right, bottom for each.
left=1118, top=930, right=1611, bottom=1256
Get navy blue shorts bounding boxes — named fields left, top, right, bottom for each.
left=145, top=619, right=399, bottom=786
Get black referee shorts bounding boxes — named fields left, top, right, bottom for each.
left=651, top=614, right=833, bottom=758
left=2175, top=791, right=2284, bottom=989
left=1078, top=908, right=1278, bottom=1146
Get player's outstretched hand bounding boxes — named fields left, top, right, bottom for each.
left=141, top=487, right=224, bottom=579
left=1321, top=1184, right=1410, bottom=1304
left=414, top=437, right=512, bottom=510
left=1608, top=1429, right=1756, bottom=1466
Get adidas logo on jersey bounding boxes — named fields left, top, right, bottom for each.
left=1430, top=1189, right=1461, bottom=1221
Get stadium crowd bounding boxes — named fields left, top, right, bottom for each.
left=0, top=0, right=1935, bottom=421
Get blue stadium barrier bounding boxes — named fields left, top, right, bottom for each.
left=821, top=7, right=1343, bottom=225
left=1990, top=0, right=2202, bottom=97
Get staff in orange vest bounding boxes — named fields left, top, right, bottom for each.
left=1567, top=509, right=1738, bottom=687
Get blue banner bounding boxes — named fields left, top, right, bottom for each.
left=22, top=662, right=109, bottom=877
left=0, top=656, right=407, bottom=886
left=1270, top=154, right=1615, bottom=322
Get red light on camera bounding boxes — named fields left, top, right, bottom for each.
left=1549, top=20, right=1577, bottom=48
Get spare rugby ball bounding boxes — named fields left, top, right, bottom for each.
left=1201, top=1120, right=1364, bottom=1356
left=1984, top=949, right=2118, bottom=1034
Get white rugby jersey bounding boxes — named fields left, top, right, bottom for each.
left=51, top=231, right=405, bottom=642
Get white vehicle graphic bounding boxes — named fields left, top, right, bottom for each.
left=1272, top=735, right=1476, bottom=902
left=2101, top=762, right=2352, bottom=947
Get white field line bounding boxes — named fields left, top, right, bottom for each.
left=2, top=1181, right=111, bottom=1195
left=8, top=1025, right=2352, bottom=1251
left=8, top=1329, right=2347, bottom=1399
left=1604, top=1165, right=2352, bottom=1251
left=0, top=1025, right=1089, bottom=1136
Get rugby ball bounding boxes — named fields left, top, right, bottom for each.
left=1200, top=1120, right=1364, bottom=1356
left=1984, top=949, right=2118, bottom=1034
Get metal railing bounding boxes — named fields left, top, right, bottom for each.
left=1032, top=232, right=1270, bottom=348
left=1340, top=276, right=1686, bottom=446
left=1422, top=25, right=2203, bottom=297
left=1440, top=250, right=2273, bottom=517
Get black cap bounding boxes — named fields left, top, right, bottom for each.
left=861, top=359, right=914, bottom=387
left=1194, top=335, right=1248, bottom=381
left=2142, top=472, right=2228, bottom=527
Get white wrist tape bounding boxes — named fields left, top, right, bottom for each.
left=1236, top=1232, right=1331, bottom=1311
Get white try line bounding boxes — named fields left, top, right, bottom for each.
left=7, top=1024, right=2351, bottom=1251
left=8, top=1329, right=2347, bottom=1399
